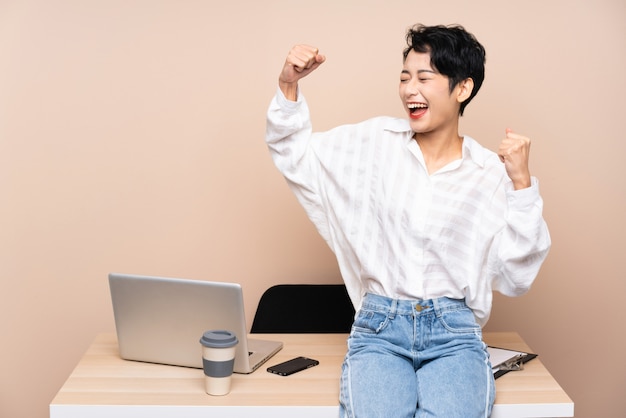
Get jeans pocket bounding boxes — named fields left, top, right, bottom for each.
left=437, top=307, right=481, bottom=334
left=351, top=309, right=390, bottom=334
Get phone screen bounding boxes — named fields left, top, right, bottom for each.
left=267, top=356, right=319, bottom=376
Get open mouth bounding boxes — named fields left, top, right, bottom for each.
left=407, top=102, right=428, bottom=118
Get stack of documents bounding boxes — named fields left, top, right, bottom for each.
left=487, top=346, right=537, bottom=379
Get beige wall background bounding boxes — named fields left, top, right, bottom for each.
left=1, top=1, right=624, bottom=417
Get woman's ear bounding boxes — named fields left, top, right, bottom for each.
left=457, top=78, right=474, bottom=103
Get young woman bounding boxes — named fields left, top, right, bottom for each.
left=265, top=24, right=550, bottom=417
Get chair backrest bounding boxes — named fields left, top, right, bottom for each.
left=251, top=284, right=355, bottom=333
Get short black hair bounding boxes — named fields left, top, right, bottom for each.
left=403, top=24, right=486, bottom=116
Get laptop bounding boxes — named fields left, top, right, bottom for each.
left=108, top=273, right=283, bottom=373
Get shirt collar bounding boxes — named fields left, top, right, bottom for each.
left=382, top=117, right=412, bottom=133
left=382, top=118, right=488, bottom=168
left=461, top=135, right=488, bottom=168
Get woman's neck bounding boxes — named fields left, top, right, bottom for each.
left=414, top=130, right=463, bottom=174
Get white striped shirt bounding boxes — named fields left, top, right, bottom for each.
left=265, top=89, right=551, bottom=326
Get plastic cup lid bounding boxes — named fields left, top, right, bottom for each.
left=199, top=330, right=238, bottom=348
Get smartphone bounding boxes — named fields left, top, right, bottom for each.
left=267, top=356, right=319, bottom=376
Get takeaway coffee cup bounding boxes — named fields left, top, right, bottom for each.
left=199, top=330, right=239, bottom=396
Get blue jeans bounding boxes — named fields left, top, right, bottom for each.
left=340, top=293, right=495, bottom=418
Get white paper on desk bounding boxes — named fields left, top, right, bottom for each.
left=487, top=346, right=525, bottom=372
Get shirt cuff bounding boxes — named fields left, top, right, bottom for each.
left=505, top=177, right=542, bottom=210
left=276, top=86, right=303, bottom=111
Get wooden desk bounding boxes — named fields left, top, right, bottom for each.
left=50, top=332, right=573, bottom=418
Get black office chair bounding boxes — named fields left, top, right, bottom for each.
left=251, top=284, right=355, bottom=333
